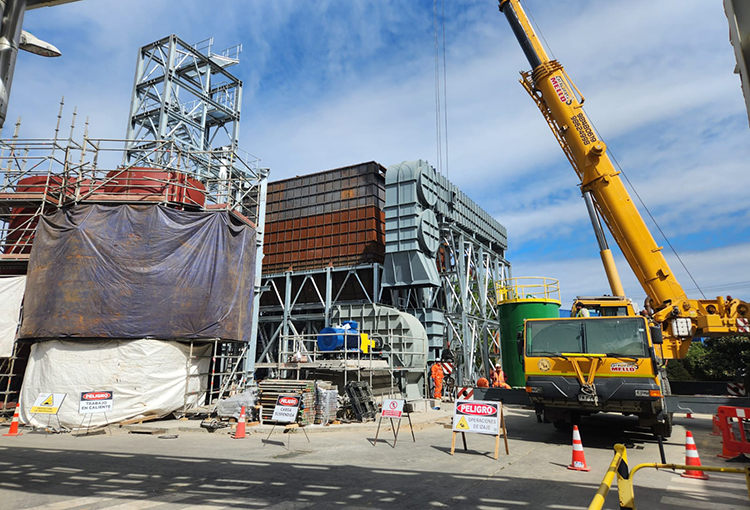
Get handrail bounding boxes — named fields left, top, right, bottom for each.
left=588, top=444, right=627, bottom=510
left=496, top=276, right=561, bottom=304
left=589, top=444, right=750, bottom=509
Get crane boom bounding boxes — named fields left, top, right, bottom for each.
left=499, top=0, right=749, bottom=358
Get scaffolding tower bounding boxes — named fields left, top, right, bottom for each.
left=125, top=35, right=243, bottom=180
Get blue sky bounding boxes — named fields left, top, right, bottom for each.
left=11, top=0, right=750, bottom=307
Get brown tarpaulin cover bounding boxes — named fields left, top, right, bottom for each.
left=19, top=204, right=256, bottom=341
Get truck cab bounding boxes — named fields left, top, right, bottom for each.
left=571, top=296, right=636, bottom=317
left=522, top=315, right=672, bottom=437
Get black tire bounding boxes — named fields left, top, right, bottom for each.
left=553, top=419, right=571, bottom=431
left=651, top=414, right=673, bottom=439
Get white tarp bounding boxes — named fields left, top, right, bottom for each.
left=19, top=339, right=210, bottom=429
left=0, top=275, right=25, bottom=357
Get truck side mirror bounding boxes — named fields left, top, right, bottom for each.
left=650, top=326, right=663, bottom=345
left=517, top=331, right=524, bottom=357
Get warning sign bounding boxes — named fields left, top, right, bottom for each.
left=271, top=395, right=300, bottom=423
left=79, top=391, right=114, bottom=414
left=30, top=393, right=66, bottom=415
left=452, top=400, right=500, bottom=435
left=381, top=399, right=404, bottom=419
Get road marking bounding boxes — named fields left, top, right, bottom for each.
left=669, top=477, right=749, bottom=490
left=660, top=496, right=743, bottom=509
left=23, top=495, right=115, bottom=510
left=263, top=503, right=315, bottom=510
left=24, top=493, right=206, bottom=510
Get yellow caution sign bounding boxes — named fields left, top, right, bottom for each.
left=455, top=416, right=470, bottom=430
left=30, top=393, right=66, bottom=415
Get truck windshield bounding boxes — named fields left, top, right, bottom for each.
left=526, top=317, right=648, bottom=357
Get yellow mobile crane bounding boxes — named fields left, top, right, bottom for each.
left=498, top=0, right=750, bottom=435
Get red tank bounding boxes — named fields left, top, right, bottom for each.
left=4, top=175, right=66, bottom=254
left=104, top=168, right=206, bottom=208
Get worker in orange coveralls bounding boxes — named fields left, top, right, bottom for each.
left=431, top=362, right=444, bottom=399
left=476, top=377, right=490, bottom=388
left=491, top=363, right=511, bottom=389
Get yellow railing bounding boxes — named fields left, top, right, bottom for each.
left=589, top=444, right=750, bottom=510
left=496, top=276, right=561, bottom=304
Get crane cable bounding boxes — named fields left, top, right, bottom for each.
left=433, top=0, right=449, bottom=178
left=523, top=0, right=707, bottom=300
left=605, top=149, right=707, bottom=299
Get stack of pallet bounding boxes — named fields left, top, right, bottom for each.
left=345, top=381, right=377, bottom=421
left=258, top=379, right=315, bottom=425
left=314, top=381, right=339, bottom=424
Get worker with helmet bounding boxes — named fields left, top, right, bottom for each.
left=430, top=362, right=444, bottom=400
left=491, top=363, right=511, bottom=389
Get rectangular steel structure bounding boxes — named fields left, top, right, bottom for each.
left=263, top=162, right=385, bottom=274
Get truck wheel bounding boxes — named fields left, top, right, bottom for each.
left=553, top=419, right=571, bottom=431
left=651, top=414, right=673, bottom=439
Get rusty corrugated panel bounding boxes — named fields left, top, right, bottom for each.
left=263, top=205, right=384, bottom=274
left=263, top=162, right=385, bottom=274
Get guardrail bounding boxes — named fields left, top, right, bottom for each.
left=496, top=276, right=561, bottom=304
left=589, top=444, right=750, bottom=509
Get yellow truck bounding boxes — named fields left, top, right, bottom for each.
left=498, top=0, right=750, bottom=436
left=523, top=315, right=671, bottom=436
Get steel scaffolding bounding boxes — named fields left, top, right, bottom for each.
left=125, top=35, right=243, bottom=180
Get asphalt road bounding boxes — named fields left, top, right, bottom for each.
left=0, top=408, right=747, bottom=509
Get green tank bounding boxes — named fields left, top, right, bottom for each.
left=497, top=278, right=561, bottom=387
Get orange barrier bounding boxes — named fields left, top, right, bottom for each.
left=717, top=406, right=750, bottom=461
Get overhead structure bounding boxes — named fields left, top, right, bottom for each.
left=125, top=35, right=243, bottom=180
left=381, top=160, right=509, bottom=386
left=0, top=0, right=77, bottom=130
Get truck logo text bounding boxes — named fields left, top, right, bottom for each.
left=611, top=362, right=638, bottom=373
left=550, top=76, right=572, bottom=104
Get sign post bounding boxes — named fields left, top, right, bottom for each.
left=77, top=391, right=114, bottom=435
left=30, top=393, right=66, bottom=433
left=265, top=394, right=309, bottom=449
left=450, top=400, right=509, bottom=460
left=373, top=398, right=415, bottom=448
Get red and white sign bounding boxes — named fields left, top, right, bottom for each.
left=453, top=399, right=500, bottom=435
left=456, top=387, right=474, bottom=400
left=438, top=362, right=453, bottom=375
left=728, top=382, right=747, bottom=396
left=271, top=395, right=300, bottom=423
left=381, top=399, right=404, bottom=419
left=79, top=390, right=113, bottom=414
left=738, top=318, right=750, bottom=333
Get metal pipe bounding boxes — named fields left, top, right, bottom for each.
left=584, top=191, right=626, bottom=297
left=498, top=0, right=544, bottom=70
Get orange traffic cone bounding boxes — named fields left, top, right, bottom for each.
left=681, top=430, right=709, bottom=480
left=568, top=425, right=591, bottom=471
left=232, top=405, right=246, bottom=439
left=686, top=413, right=693, bottom=419
left=3, top=403, right=22, bottom=437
